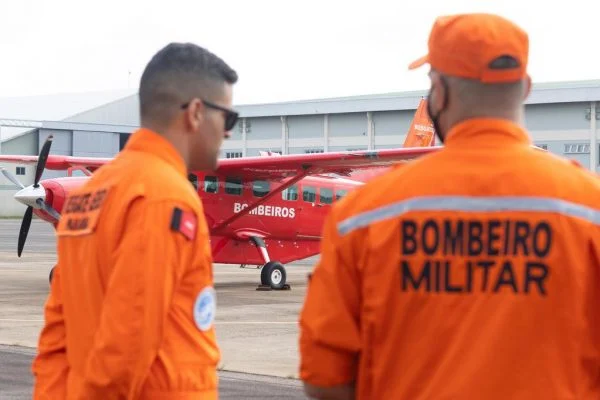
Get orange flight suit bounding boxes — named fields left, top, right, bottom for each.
left=32, top=128, right=219, bottom=399
left=299, top=118, right=600, bottom=399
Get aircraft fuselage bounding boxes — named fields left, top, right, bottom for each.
left=30, top=171, right=363, bottom=266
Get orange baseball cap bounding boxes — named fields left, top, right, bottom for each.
left=408, top=13, right=529, bottom=83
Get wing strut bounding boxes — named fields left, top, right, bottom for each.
left=211, top=168, right=311, bottom=233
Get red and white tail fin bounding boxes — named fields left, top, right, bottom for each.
left=402, top=97, right=436, bottom=148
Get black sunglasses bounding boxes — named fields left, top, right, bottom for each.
left=181, top=99, right=239, bottom=131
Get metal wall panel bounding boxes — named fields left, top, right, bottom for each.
left=245, top=117, right=281, bottom=140
left=374, top=135, right=406, bottom=148
left=329, top=112, right=367, bottom=138
left=373, top=110, right=414, bottom=135
left=328, top=145, right=368, bottom=152
left=524, top=102, right=589, bottom=130
left=38, top=129, right=71, bottom=155
left=73, top=130, right=119, bottom=157
left=288, top=147, right=324, bottom=154
left=375, top=143, right=405, bottom=149
left=288, top=115, right=324, bottom=139
left=1, top=130, right=38, bottom=155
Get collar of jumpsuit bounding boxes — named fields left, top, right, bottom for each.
left=442, top=117, right=532, bottom=148
left=124, top=127, right=188, bottom=176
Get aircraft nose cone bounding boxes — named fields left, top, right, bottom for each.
left=14, top=184, right=46, bottom=209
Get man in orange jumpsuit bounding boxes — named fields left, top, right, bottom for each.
left=299, top=13, right=600, bottom=399
left=31, top=42, right=238, bottom=399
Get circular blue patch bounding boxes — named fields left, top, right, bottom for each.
left=193, top=286, right=216, bottom=331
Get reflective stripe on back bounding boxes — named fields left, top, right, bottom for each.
left=337, top=196, right=600, bottom=236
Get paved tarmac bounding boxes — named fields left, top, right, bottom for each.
left=0, top=345, right=305, bottom=399
left=0, top=217, right=57, bottom=255
left=0, top=218, right=311, bottom=399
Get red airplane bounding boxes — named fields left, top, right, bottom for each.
left=0, top=99, right=438, bottom=290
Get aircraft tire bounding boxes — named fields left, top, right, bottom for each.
left=260, top=261, right=286, bottom=290
left=49, top=267, right=55, bottom=284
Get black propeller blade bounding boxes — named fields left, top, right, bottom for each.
left=34, top=136, right=53, bottom=188
left=17, top=135, right=55, bottom=257
left=18, top=206, right=33, bottom=257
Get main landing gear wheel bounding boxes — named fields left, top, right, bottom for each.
left=257, top=261, right=290, bottom=291
left=248, top=236, right=291, bottom=291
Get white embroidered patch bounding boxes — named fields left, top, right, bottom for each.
left=193, top=286, right=216, bottom=331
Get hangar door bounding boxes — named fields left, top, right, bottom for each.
left=73, top=130, right=119, bottom=158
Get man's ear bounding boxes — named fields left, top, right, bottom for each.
left=184, top=99, right=205, bottom=133
left=523, top=75, right=532, bottom=99
left=428, top=72, right=447, bottom=112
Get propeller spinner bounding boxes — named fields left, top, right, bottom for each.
left=1, top=135, right=61, bottom=257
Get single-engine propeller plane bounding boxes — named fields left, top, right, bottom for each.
left=0, top=99, right=439, bottom=290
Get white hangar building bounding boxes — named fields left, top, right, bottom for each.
left=0, top=79, right=599, bottom=216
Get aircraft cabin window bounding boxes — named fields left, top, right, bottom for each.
left=188, top=173, right=199, bottom=190
left=225, top=177, right=243, bottom=195
left=319, top=188, right=333, bottom=204
left=203, top=176, right=218, bottom=193
left=303, top=186, right=317, bottom=203
left=253, top=180, right=270, bottom=197
left=282, top=185, right=298, bottom=201
left=335, top=189, right=348, bottom=201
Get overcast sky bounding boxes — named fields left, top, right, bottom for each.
left=0, top=0, right=598, bottom=107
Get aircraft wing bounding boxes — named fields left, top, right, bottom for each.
left=211, top=146, right=441, bottom=180
left=0, top=155, right=111, bottom=170
left=0, top=147, right=440, bottom=179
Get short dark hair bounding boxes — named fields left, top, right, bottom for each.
left=139, top=42, right=238, bottom=124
